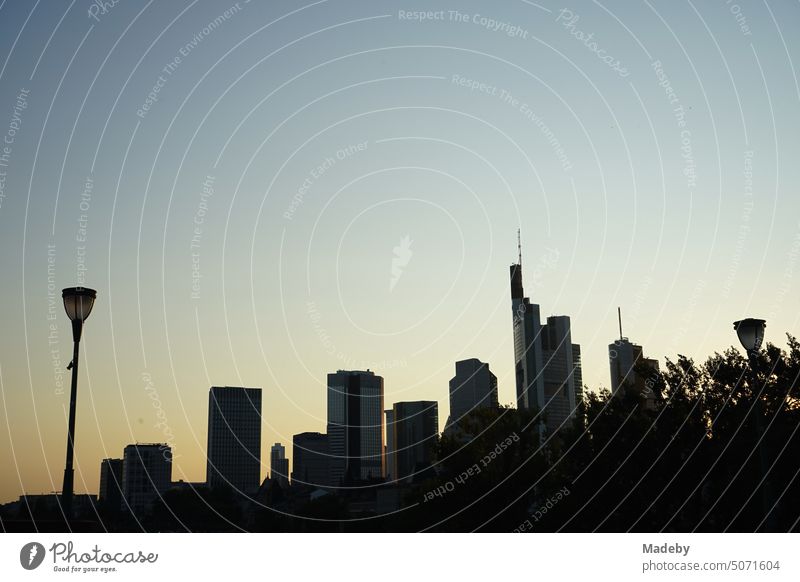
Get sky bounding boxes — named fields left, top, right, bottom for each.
left=0, top=0, right=799, bottom=503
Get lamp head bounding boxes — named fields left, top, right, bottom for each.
left=62, top=287, right=97, bottom=323
left=733, top=318, right=766, bottom=353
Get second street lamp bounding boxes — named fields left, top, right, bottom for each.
left=733, top=318, right=766, bottom=355
left=732, top=317, right=774, bottom=530
left=60, top=286, right=97, bottom=523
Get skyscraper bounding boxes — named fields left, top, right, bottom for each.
left=270, top=442, right=290, bottom=488
left=98, top=458, right=123, bottom=512
left=327, top=370, right=385, bottom=485
left=511, top=262, right=544, bottom=411
left=511, top=247, right=583, bottom=432
left=206, top=386, right=262, bottom=494
left=384, top=409, right=395, bottom=481
left=122, top=444, right=171, bottom=514
left=540, top=315, right=583, bottom=429
left=609, top=310, right=659, bottom=409
left=446, top=358, right=498, bottom=430
left=392, top=401, right=439, bottom=482
left=291, top=432, right=329, bottom=488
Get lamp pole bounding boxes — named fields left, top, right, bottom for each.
left=749, top=350, right=773, bottom=530
left=733, top=318, right=774, bottom=530
left=60, top=287, right=97, bottom=522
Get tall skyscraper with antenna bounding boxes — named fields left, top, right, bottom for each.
left=609, top=308, right=659, bottom=409
left=511, top=233, right=583, bottom=431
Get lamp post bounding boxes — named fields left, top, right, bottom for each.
left=60, top=286, right=97, bottom=522
left=732, top=318, right=774, bottom=530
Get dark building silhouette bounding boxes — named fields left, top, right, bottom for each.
left=511, top=253, right=582, bottom=432
left=122, top=443, right=171, bottom=514
left=511, top=261, right=542, bottom=412
left=391, top=401, right=439, bottom=482
left=270, top=443, right=290, bottom=488
left=446, top=358, right=498, bottom=431
left=609, top=311, right=659, bottom=409
left=327, top=370, right=384, bottom=484
left=541, top=315, right=583, bottom=428
left=385, top=409, right=395, bottom=481
left=98, top=458, right=123, bottom=512
left=206, top=386, right=262, bottom=494
left=291, top=432, right=329, bottom=488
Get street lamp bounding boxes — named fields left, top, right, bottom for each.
left=733, top=318, right=766, bottom=355
left=732, top=317, right=774, bottom=530
left=61, top=286, right=97, bottom=522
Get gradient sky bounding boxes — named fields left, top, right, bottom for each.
left=1, top=0, right=798, bottom=503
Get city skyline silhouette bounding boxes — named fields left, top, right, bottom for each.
left=0, top=1, right=798, bottom=533
left=1, top=254, right=798, bottom=532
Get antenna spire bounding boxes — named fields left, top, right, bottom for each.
left=517, top=229, right=522, bottom=267
left=618, top=307, right=623, bottom=340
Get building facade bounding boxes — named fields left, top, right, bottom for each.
left=447, top=358, right=498, bottom=430
left=609, top=337, right=659, bottom=409
left=291, top=432, right=329, bottom=488
left=98, top=458, right=123, bottom=512
left=392, top=401, right=439, bottom=482
left=511, top=260, right=583, bottom=432
left=327, top=370, right=385, bottom=485
left=270, top=443, right=290, bottom=488
left=511, top=262, right=544, bottom=411
left=384, top=409, right=395, bottom=481
left=540, top=315, right=583, bottom=430
left=206, top=386, right=262, bottom=494
left=122, top=443, right=172, bottom=514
